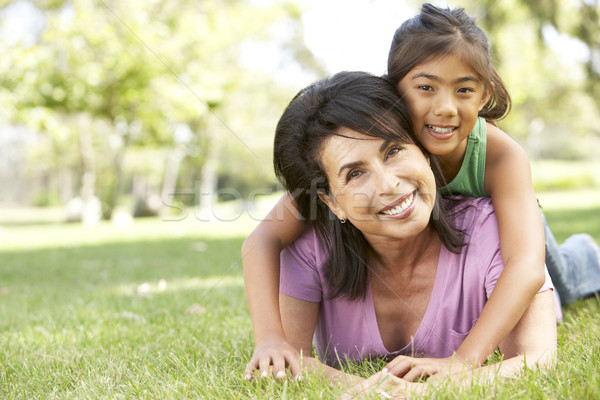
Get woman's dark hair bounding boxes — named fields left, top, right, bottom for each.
left=273, top=71, right=465, bottom=301
left=387, top=3, right=511, bottom=121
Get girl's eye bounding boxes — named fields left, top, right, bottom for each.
left=457, top=87, right=474, bottom=94
left=418, top=85, right=434, bottom=92
left=346, top=170, right=362, bottom=182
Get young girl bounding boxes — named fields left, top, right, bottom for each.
left=243, top=3, right=600, bottom=381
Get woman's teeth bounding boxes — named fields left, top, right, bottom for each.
left=428, top=125, right=455, bottom=134
left=381, top=192, right=415, bottom=215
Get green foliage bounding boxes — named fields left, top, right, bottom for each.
left=0, top=0, right=304, bottom=211
left=531, top=159, right=600, bottom=192
left=455, top=0, right=600, bottom=158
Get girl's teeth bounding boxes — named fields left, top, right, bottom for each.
left=381, top=193, right=414, bottom=215
left=428, top=125, right=455, bottom=134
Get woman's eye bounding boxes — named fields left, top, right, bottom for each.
left=418, top=85, right=434, bottom=91
left=457, top=87, right=474, bottom=94
left=386, top=146, right=402, bottom=159
left=346, top=170, right=362, bottom=182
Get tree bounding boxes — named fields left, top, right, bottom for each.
left=456, top=0, right=600, bottom=159
left=0, top=0, right=317, bottom=218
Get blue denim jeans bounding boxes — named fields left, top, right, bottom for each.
left=543, top=212, right=600, bottom=306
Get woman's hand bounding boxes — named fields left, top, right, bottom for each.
left=383, top=355, right=471, bottom=382
left=244, top=335, right=301, bottom=380
left=340, top=371, right=427, bottom=399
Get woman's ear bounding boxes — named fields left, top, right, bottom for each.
left=317, top=191, right=345, bottom=221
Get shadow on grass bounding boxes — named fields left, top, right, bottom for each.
left=0, top=235, right=248, bottom=313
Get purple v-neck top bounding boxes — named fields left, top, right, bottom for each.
left=280, top=197, right=554, bottom=366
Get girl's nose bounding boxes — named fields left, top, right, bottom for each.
left=433, top=91, right=457, bottom=117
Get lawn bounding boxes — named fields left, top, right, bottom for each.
left=0, top=191, right=599, bottom=399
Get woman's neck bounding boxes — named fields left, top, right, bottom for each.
left=366, top=226, right=440, bottom=276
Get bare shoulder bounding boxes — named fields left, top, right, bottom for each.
left=485, top=123, right=528, bottom=164
left=484, top=123, right=532, bottom=196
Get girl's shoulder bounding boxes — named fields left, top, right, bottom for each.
left=483, top=122, right=532, bottom=197
left=485, top=122, right=528, bottom=167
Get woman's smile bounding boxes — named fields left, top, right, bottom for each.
left=378, top=190, right=416, bottom=218
left=318, top=127, right=436, bottom=240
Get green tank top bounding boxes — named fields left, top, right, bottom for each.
left=440, top=117, right=488, bottom=197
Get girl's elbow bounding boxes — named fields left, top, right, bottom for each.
left=241, top=233, right=259, bottom=259
left=532, top=268, right=546, bottom=291
left=523, top=263, right=546, bottom=292
left=241, top=228, right=283, bottom=263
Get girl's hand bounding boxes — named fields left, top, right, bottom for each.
left=383, top=355, right=471, bottom=382
left=339, top=371, right=427, bottom=399
left=244, top=336, right=301, bottom=380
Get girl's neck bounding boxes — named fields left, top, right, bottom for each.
left=438, top=138, right=469, bottom=183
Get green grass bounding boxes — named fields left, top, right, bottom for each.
left=0, top=196, right=599, bottom=399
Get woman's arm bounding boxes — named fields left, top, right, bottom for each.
left=279, top=293, right=365, bottom=386
left=455, top=124, right=546, bottom=365
left=242, top=193, right=306, bottom=380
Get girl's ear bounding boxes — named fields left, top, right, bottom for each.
left=317, top=191, right=346, bottom=221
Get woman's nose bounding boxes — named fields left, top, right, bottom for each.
left=433, top=90, right=457, bottom=117
left=376, top=166, right=400, bottom=195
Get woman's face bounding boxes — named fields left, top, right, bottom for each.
left=318, top=127, right=436, bottom=242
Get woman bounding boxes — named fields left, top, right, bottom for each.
left=271, top=71, right=556, bottom=396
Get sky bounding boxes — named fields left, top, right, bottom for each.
left=299, top=0, right=418, bottom=75
left=241, top=0, right=422, bottom=86
left=2, top=0, right=590, bottom=90
left=243, top=0, right=590, bottom=87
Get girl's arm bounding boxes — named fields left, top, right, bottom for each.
left=352, top=290, right=556, bottom=397
left=379, top=124, right=547, bottom=378
left=242, top=192, right=306, bottom=380
left=279, top=293, right=365, bottom=386
left=456, top=123, right=546, bottom=365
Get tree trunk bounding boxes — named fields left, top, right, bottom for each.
left=77, top=114, right=100, bottom=226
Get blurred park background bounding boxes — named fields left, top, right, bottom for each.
left=1, top=1, right=600, bottom=397
left=0, top=0, right=599, bottom=226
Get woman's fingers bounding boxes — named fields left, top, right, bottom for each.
left=402, top=365, right=432, bottom=382
left=384, top=356, right=414, bottom=378
left=384, top=356, right=441, bottom=381
left=244, top=351, right=302, bottom=380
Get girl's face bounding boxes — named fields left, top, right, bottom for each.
left=318, top=128, right=436, bottom=243
left=397, top=52, right=491, bottom=158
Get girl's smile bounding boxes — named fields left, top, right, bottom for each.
left=397, top=52, right=491, bottom=165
